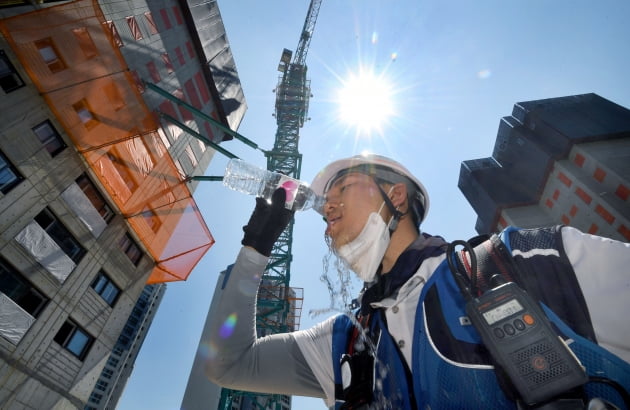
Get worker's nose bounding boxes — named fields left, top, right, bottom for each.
left=322, top=198, right=342, bottom=219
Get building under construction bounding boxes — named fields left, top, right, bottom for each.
left=0, top=0, right=244, bottom=408
left=459, top=93, right=630, bottom=242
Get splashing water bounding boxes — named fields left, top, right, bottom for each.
left=312, top=235, right=358, bottom=316
left=309, top=235, right=397, bottom=409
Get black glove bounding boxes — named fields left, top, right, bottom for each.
left=242, top=188, right=294, bottom=257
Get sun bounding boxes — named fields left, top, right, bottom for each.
left=337, top=70, right=394, bottom=135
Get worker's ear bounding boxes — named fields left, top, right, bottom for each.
left=389, top=183, right=408, bottom=210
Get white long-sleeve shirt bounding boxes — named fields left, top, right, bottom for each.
left=205, top=226, right=630, bottom=407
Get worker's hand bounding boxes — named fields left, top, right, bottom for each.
left=242, top=188, right=294, bottom=257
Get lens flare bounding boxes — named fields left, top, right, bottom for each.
left=219, top=313, right=237, bottom=338
left=198, top=340, right=218, bottom=360
left=478, top=69, right=492, bottom=79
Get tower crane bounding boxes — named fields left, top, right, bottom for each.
left=218, top=1, right=323, bottom=408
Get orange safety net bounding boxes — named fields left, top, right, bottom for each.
left=1, top=0, right=214, bottom=283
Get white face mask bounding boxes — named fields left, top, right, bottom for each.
left=336, top=199, right=393, bottom=283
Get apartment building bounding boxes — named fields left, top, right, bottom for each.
left=0, top=0, right=244, bottom=408
left=459, top=93, right=630, bottom=242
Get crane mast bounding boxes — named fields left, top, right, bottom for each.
left=293, top=0, right=322, bottom=66
left=219, top=1, right=323, bottom=409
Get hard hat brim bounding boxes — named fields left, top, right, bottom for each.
left=310, top=153, right=430, bottom=222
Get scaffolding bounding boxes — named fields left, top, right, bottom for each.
left=0, top=0, right=215, bottom=283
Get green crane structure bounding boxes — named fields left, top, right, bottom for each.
left=147, top=1, right=323, bottom=407
left=218, top=1, right=323, bottom=409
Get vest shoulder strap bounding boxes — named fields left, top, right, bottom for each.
left=471, top=226, right=596, bottom=342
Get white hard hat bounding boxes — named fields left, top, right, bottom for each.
left=311, top=153, right=430, bottom=224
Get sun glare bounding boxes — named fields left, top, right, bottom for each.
left=337, top=70, right=394, bottom=134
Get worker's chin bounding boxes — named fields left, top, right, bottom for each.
left=325, top=235, right=343, bottom=253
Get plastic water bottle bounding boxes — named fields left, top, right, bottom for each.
left=223, top=158, right=324, bottom=212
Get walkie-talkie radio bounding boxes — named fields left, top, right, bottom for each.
left=447, top=240, right=588, bottom=406
left=466, top=281, right=588, bottom=405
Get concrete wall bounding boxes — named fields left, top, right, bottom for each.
left=497, top=139, right=630, bottom=242
left=0, top=37, right=153, bottom=410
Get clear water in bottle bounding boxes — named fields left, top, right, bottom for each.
left=223, top=159, right=324, bottom=212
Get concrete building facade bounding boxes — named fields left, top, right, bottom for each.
left=459, top=93, right=630, bottom=242
left=0, top=0, right=244, bottom=408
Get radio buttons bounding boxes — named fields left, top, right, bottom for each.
left=494, top=328, right=505, bottom=338
left=523, top=314, right=535, bottom=326
left=503, top=323, right=516, bottom=336
left=514, top=319, right=525, bottom=331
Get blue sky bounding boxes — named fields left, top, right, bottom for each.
left=117, top=1, right=630, bottom=409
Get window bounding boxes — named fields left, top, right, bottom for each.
left=144, top=12, right=158, bottom=35
left=107, top=357, right=119, bottom=367
left=0, top=151, right=24, bottom=194
left=0, top=257, right=48, bottom=317
left=103, top=21, right=123, bottom=48
left=161, top=53, right=174, bottom=74
left=34, top=208, right=86, bottom=264
left=143, top=131, right=167, bottom=159
left=95, top=379, right=108, bottom=392
left=141, top=207, right=161, bottom=232
left=34, top=37, right=66, bottom=73
left=121, top=324, right=135, bottom=338
left=185, top=144, right=198, bottom=167
left=186, top=41, right=195, bottom=59
left=76, top=174, right=114, bottom=222
left=0, top=50, right=25, bottom=93
left=119, top=233, right=142, bottom=266
left=102, top=368, right=114, bottom=379
left=195, top=72, right=211, bottom=103
left=54, top=320, right=93, bottom=360
left=175, top=46, right=185, bottom=66
left=184, top=78, right=201, bottom=109
left=72, top=99, right=98, bottom=129
left=118, top=334, right=131, bottom=348
left=72, top=27, right=98, bottom=59
left=89, top=392, right=102, bottom=403
left=172, top=6, right=183, bottom=25
left=174, top=88, right=193, bottom=121
left=130, top=70, right=145, bottom=93
left=32, top=120, right=66, bottom=157
left=160, top=9, right=172, bottom=30
left=126, top=16, right=143, bottom=41
left=146, top=61, right=160, bottom=83
left=174, top=159, right=185, bottom=179
left=107, top=152, right=138, bottom=191
left=91, top=271, right=120, bottom=306
left=103, top=81, right=125, bottom=110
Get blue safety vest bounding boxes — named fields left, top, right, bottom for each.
left=332, top=226, right=630, bottom=409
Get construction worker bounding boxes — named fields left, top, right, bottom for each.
left=206, top=153, right=630, bottom=409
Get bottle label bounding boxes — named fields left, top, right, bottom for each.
left=277, top=175, right=300, bottom=210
